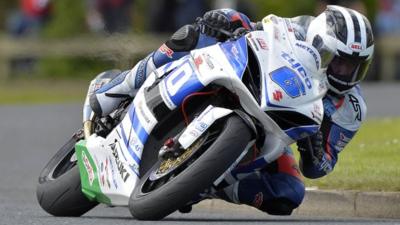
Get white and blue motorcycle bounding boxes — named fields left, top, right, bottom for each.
left=36, top=15, right=334, bottom=220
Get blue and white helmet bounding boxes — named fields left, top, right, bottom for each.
left=307, top=5, right=374, bottom=95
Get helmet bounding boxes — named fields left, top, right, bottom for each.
left=307, top=5, right=374, bottom=95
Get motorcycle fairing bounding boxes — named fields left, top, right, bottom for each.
left=76, top=24, right=327, bottom=206
left=219, top=36, right=248, bottom=80
left=159, top=59, right=205, bottom=109
left=75, top=41, right=250, bottom=206
left=247, top=17, right=327, bottom=141
left=178, top=105, right=234, bottom=149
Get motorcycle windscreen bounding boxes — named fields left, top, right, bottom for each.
left=219, top=36, right=248, bottom=80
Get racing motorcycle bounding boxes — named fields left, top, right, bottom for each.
left=36, top=16, right=332, bottom=220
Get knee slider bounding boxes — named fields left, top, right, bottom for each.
left=259, top=198, right=298, bottom=216
left=165, top=24, right=199, bottom=52
left=89, top=69, right=126, bottom=116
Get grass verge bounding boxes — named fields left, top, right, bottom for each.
left=0, top=79, right=89, bottom=104
left=294, top=117, right=400, bottom=192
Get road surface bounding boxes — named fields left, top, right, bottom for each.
left=0, top=83, right=399, bottom=224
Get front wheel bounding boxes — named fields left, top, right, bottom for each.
left=36, top=130, right=98, bottom=217
left=129, top=115, right=252, bottom=220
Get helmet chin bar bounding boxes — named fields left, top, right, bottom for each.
left=327, top=82, right=347, bottom=96
left=327, top=74, right=357, bottom=95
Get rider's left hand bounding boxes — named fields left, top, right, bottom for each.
left=297, top=131, right=325, bottom=166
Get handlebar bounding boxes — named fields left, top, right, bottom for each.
left=196, top=17, right=248, bottom=40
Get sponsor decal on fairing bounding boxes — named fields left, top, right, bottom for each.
left=295, top=42, right=320, bottom=70
left=163, top=60, right=204, bottom=106
left=256, top=38, right=268, bottom=50
left=178, top=106, right=232, bottom=149
left=194, top=55, right=203, bottom=70
left=272, top=90, right=283, bottom=102
left=109, top=140, right=131, bottom=182
left=281, top=52, right=312, bottom=89
left=202, top=53, right=215, bottom=70
left=220, top=36, right=248, bottom=79
left=159, top=44, right=174, bottom=58
left=82, top=151, right=95, bottom=186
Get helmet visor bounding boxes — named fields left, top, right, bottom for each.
left=328, top=55, right=371, bottom=85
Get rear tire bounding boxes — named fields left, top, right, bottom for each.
left=129, top=116, right=252, bottom=220
left=36, top=131, right=98, bottom=217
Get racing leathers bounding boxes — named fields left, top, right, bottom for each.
left=297, top=87, right=366, bottom=178
left=87, top=9, right=367, bottom=215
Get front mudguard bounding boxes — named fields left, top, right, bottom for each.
left=178, top=105, right=257, bottom=149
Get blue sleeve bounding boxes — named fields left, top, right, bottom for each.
left=300, top=121, right=356, bottom=179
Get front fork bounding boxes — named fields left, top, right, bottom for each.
left=172, top=104, right=260, bottom=191
left=177, top=105, right=258, bottom=149
left=83, top=120, right=94, bottom=140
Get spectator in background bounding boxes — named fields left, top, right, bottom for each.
left=376, top=0, right=400, bottom=35
left=6, top=0, right=52, bottom=76
left=213, top=0, right=255, bottom=20
left=7, top=0, right=52, bottom=37
left=147, top=0, right=210, bottom=33
left=147, top=0, right=255, bottom=34
left=86, top=0, right=134, bottom=34
left=375, top=0, right=400, bottom=80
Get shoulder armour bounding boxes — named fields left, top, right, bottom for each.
left=330, top=86, right=367, bottom=131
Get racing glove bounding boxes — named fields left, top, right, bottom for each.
left=297, top=131, right=333, bottom=178
left=201, top=9, right=252, bottom=41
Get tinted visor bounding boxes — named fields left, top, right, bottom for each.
left=327, top=55, right=370, bottom=85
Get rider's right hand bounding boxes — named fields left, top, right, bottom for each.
left=202, top=10, right=232, bottom=40
left=201, top=9, right=252, bottom=41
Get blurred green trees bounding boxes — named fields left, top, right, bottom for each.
left=0, top=2, right=18, bottom=30
left=43, top=0, right=87, bottom=38
left=1, top=0, right=379, bottom=37
left=251, top=0, right=315, bottom=19
left=39, top=0, right=111, bottom=78
left=1, top=0, right=378, bottom=80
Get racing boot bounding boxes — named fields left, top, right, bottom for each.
left=205, top=152, right=305, bottom=215
left=178, top=188, right=218, bottom=214
left=90, top=70, right=135, bottom=117
left=179, top=149, right=305, bottom=215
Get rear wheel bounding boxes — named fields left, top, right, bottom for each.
left=129, top=116, right=252, bottom=220
left=36, top=130, right=98, bottom=217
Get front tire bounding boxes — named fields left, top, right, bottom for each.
left=36, top=131, right=98, bottom=217
left=129, top=116, right=252, bottom=220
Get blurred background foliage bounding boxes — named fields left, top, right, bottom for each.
left=0, top=0, right=379, bottom=31
left=42, top=0, right=87, bottom=38
left=40, top=0, right=379, bottom=36
left=0, top=0, right=383, bottom=80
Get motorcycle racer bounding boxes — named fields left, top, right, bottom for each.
left=86, top=5, right=374, bottom=215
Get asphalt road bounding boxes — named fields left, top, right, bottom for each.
left=360, top=82, right=400, bottom=118
left=0, top=83, right=399, bottom=225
